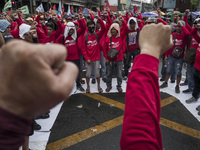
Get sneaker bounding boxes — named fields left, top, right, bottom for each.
left=102, top=78, right=107, bottom=83
left=92, top=79, right=96, bottom=84
left=186, top=97, right=198, bottom=104
left=34, top=120, right=41, bottom=130
left=123, top=76, right=128, bottom=80
left=77, top=85, right=85, bottom=92
left=171, top=80, right=175, bottom=83
left=196, top=105, right=200, bottom=111
left=182, top=89, right=192, bottom=93
left=180, top=82, right=188, bottom=86
left=160, top=82, right=168, bottom=88
left=35, top=113, right=50, bottom=120
left=160, top=78, right=165, bottom=81
left=117, top=87, right=123, bottom=93
left=175, top=85, right=180, bottom=93
left=106, top=87, right=112, bottom=92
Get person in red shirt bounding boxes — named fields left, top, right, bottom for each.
left=182, top=9, right=198, bottom=94
left=0, top=23, right=172, bottom=150
left=121, top=23, right=173, bottom=150
left=57, top=14, right=86, bottom=92
left=104, top=16, right=129, bottom=93
left=123, top=17, right=141, bottom=81
left=160, top=20, right=190, bottom=93
left=37, top=16, right=63, bottom=44
left=185, top=23, right=200, bottom=105
left=82, top=15, right=106, bottom=93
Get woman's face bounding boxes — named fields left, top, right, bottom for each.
left=47, top=27, right=53, bottom=36
left=111, top=28, right=118, bottom=37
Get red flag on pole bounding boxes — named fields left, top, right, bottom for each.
left=70, top=6, right=73, bottom=14
left=106, top=1, right=110, bottom=9
left=53, top=4, right=56, bottom=10
left=62, top=6, right=65, bottom=15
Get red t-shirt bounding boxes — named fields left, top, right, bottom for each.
left=165, top=26, right=190, bottom=58
left=127, top=29, right=140, bottom=51
left=120, top=54, right=162, bottom=150
left=82, top=19, right=106, bottom=61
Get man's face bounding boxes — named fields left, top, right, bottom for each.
left=11, top=13, right=19, bottom=21
left=130, top=23, right=136, bottom=30
left=88, top=24, right=95, bottom=33
left=39, top=20, right=45, bottom=26
left=26, top=20, right=33, bottom=26
left=176, top=25, right=182, bottom=33
left=68, top=28, right=74, bottom=36
left=5, top=25, right=11, bottom=33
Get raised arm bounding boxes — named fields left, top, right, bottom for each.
left=96, top=17, right=106, bottom=39
left=120, top=23, right=173, bottom=150
left=77, top=15, right=86, bottom=38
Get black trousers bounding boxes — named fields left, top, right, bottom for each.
left=124, top=50, right=140, bottom=77
left=192, top=68, right=200, bottom=99
left=71, top=59, right=81, bottom=87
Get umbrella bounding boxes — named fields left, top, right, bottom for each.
left=141, top=12, right=158, bottom=17
left=153, top=11, right=165, bottom=15
left=191, top=12, right=200, bottom=19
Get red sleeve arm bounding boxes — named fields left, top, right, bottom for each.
left=191, top=27, right=200, bottom=42
left=183, top=15, right=188, bottom=24
left=36, top=15, right=40, bottom=24
left=157, top=18, right=168, bottom=25
left=77, top=18, right=86, bottom=38
left=106, top=16, right=112, bottom=31
left=98, top=11, right=101, bottom=18
left=185, top=24, right=192, bottom=32
left=120, top=54, right=162, bottom=150
left=126, top=13, right=130, bottom=22
left=90, top=13, right=95, bottom=21
left=97, top=18, right=106, bottom=39
left=55, top=21, right=63, bottom=38
left=120, top=20, right=129, bottom=40
left=182, top=25, right=190, bottom=38
left=0, top=107, right=32, bottom=150
left=16, top=15, right=24, bottom=26
left=138, top=13, right=143, bottom=20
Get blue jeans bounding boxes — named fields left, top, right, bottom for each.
left=106, top=60, right=123, bottom=88
left=91, top=51, right=106, bottom=79
left=166, top=56, right=184, bottom=76
left=161, top=57, right=175, bottom=80
left=187, top=63, right=194, bottom=91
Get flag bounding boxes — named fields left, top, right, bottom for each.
left=70, top=6, right=73, bottom=14
left=83, top=8, right=88, bottom=14
left=3, top=0, right=12, bottom=12
left=58, top=1, right=62, bottom=17
left=106, top=0, right=110, bottom=9
left=62, top=6, right=65, bottom=15
left=53, top=4, right=56, bottom=10
left=36, top=3, right=44, bottom=12
left=21, top=5, right=29, bottom=14
left=67, top=5, right=71, bottom=16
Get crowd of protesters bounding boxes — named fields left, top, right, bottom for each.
left=0, top=6, right=200, bottom=149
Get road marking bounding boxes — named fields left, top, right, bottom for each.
left=160, top=118, right=200, bottom=139
left=46, top=94, right=200, bottom=150
left=82, top=93, right=125, bottom=110
left=161, top=96, right=178, bottom=107
left=46, top=116, right=124, bottom=150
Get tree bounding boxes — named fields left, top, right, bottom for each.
left=191, top=0, right=199, bottom=11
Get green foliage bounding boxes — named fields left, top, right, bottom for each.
left=191, top=0, right=199, bottom=11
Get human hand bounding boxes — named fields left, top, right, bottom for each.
left=139, top=23, right=173, bottom=59
left=123, top=53, right=127, bottom=58
left=87, top=60, right=91, bottom=64
left=97, top=7, right=100, bottom=12
left=106, top=60, right=110, bottom=64
left=0, top=40, right=78, bottom=119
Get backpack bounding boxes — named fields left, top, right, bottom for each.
left=85, top=33, right=99, bottom=46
